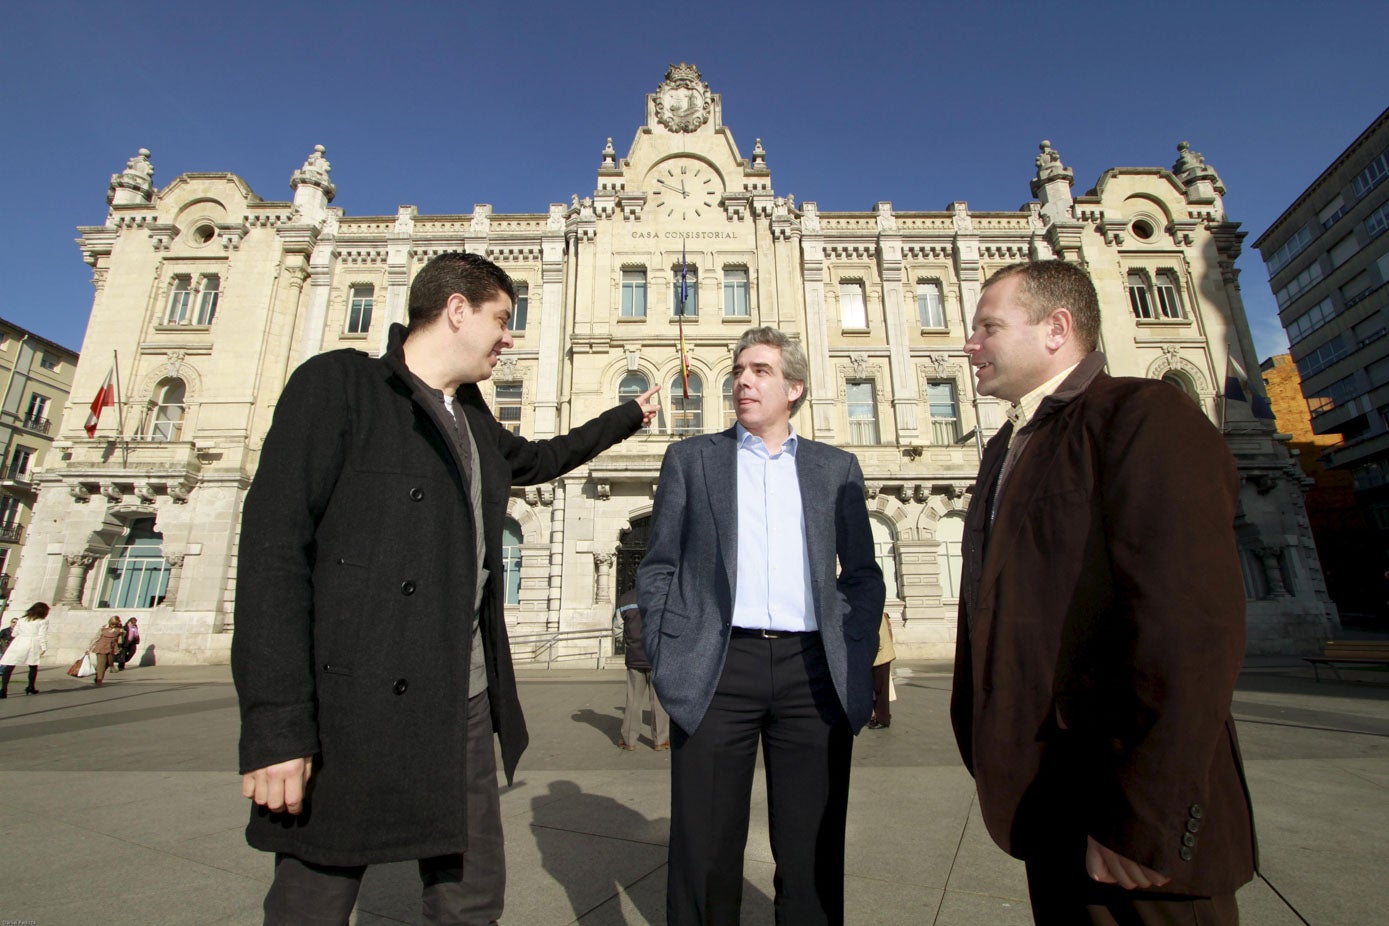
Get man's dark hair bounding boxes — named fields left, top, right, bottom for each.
left=407, top=252, right=516, bottom=332
left=983, top=260, right=1101, bottom=351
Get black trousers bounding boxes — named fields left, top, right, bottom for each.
left=262, top=690, right=505, bottom=926
left=667, top=631, right=852, bottom=926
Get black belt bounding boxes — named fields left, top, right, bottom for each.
left=730, top=627, right=818, bottom=639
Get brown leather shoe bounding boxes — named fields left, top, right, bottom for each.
left=653, top=742, right=671, bottom=751
left=617, top=741, right=636, bottom=750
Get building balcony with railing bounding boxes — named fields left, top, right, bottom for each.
left=0, top=522, right=22, bottom=543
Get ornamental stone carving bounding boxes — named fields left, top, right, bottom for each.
left=751, top=138, right=767, bottom=169
left=601, top=137, right=617, bottom=168
left=471, top=204, right=492, bottom=235
left=290, top=144, right=336, bottom=201
left=493, top=357, right=519, bottom=382
left=1144, top=351, right=1209, bottom=394
left=654, top=63, right=712, bottom=133
left=1034, top=140, right=1073, bottom=184
left=108, top=148, right=155, bottom=205
left=951, top=201, right=974, bottom=233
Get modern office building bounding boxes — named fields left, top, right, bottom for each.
left=0, top=319, right=78, bottom=602
left=13, top=65, right=1333, bottom=662
left=1255, top=106, right=1389, bottom=611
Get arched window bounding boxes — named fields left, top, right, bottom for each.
left=671, top=372, right=703, bottom=435
left=1161, top=371, right=1198, bottom=403
left=722, top=375, right=736, bottom=430
left=870, top=515, right=899, bottom=601
left=618, top=372, right=650, bottom=431
left=149, top=379, right=186, bottom=441
left=1127, top=272, right=1154, bottom=319
left=98, top=518, right=170, bottom=608
left=1155, top=271, right=1185, bottom=319
left=936, top=513, right=965, bottom=600
left=502, top=518, right=523, bottom=606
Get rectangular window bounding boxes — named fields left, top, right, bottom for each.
left=509, top=284, right=528, bottom=332
left=1353, top=316, right=1387, bottom=348
left=166, top=276, right=192, bottom=324
left=24, top=393, right=49, bottom=430
left=38, top=353, right=59, bottom=371
left=723, top=268, right=749, bottom=317
left=840, top=282, right=867, bottom=330
left=1275, top=262, right=1324, bottom=308
left=1330, top=234, right=1361, bottom=269
left=673, top=266, right=698, bottom=317
left=1295, top=335, right=1350, bottom=379
left=1308, top=374, right=1359, bottom=416
left=1155, top=272, right=1185, bottom=319
left=620, top=270, right=647, bottom=318
left=6, top=446, right=33, bottom=481
left=1340, top=270, right=1373, bottom=306
left=1367, top=202, right=1389, bottom=240
left=1319, top=196, right=1347, bottom=230
left=1352, top=149, right=1389, bottom=198
left=1266, top=224, right=1312, bottom=276
left=926, top=380, right=960, bottom=445
left=0, top=496, right=20, bottom=528
left=195, top=274, right=220, bottom=325
left=846, top=381, right=878, bottom=445
left=347, top=285, right=374, bottom=334
left=1128, top=275, right=1154, bottom=319
left=917, top=281, right=945, bottom=328
left=494, top=383, right=522, bottom=435
left=1287, top=297, right=1338, bottom=345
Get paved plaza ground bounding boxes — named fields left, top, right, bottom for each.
left=0, top=656, right=1385, bottom=924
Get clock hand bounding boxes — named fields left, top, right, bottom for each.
left=655, top=178, right=684, bottom=194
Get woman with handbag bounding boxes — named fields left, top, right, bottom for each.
left=0, top=602, right=51, bottom=697
left=89, top=615, right=125, bottom=686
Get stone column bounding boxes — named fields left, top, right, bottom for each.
left=162, top=554, right=186, bottom=607
left=593, top=552, right=613, bottom=605
left=61, top=554, right=95, bottom=605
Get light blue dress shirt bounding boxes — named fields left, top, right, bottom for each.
left=731, top=423, right=816, bottom=631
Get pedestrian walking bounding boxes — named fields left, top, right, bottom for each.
left=0, top=602, right=50, bottom=696
left=868, top=614, right=895, bottom=729
left=89, top=615, right=124, bottom=686
left=117, top=617, right=140, bottom=669
left=616, top=587, right=669, bottom=750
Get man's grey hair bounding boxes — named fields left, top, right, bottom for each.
left=732, top=327, right=810, bottom=416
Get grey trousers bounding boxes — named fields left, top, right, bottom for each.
left=262, top=690, right=505, bottom=925
left=622, top=666, right=670, bottom=747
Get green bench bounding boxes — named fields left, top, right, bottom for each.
left=1304, top=640, right=1389, bottom=682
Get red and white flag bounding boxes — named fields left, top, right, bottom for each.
left=84, top=367, right=116, bottom=438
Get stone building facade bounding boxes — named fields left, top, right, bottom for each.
left=0, top=319, right=78, bottom=602
left=15, top=65, right=1334, bottom=662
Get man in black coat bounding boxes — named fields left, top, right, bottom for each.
left=233, top=252, right=658, bottom=924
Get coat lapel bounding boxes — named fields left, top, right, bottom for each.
left=795, top=438, right=831, bottom=619
left=702, top=429, right=739, bottom=599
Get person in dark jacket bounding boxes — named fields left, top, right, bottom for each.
left=615, top=587, right=669, bottom=750
left=952, top=260, right=1256, bottom=924
left=232, top=251, right=658, bottom=925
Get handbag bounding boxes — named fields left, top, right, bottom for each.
left=66, top=656, right=84, bottom=677
left=76, top=652, right=96, bottom=678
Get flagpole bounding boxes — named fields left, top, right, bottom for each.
left=111, top=349, right=125, bottom=440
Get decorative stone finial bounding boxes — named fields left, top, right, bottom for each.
left=752, top=138, right=767, bottom=170
left=108, top=148, right=155, bottom=206
left=601, top=137, right=616, bottom=168
left=290, top=144, right=336, bottom=200
left=1173, top=141, right=1225, bottom=194
left=1033, top=140, right=1073, bottom=184
left=874, top=201, right=897, bottom=232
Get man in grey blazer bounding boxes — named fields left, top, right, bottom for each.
left=638, top=326, right=885, bottom=925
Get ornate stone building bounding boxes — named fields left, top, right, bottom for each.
left=15, top=65, right=1333, bottom=662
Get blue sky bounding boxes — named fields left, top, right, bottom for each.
left=3, top=0, right=1386, bottom=361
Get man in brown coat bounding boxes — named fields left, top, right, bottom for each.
left=951, top=260, right=1256, bottom=923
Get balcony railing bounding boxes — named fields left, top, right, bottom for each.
left=20, top=415, right=52, bottom=434
left=0, top=523, right=21, bottom=543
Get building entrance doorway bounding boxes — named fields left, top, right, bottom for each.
left=615, top=515, right=651, bottom=598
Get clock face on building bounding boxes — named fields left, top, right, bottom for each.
left=647, top=158, right=722, bottom=220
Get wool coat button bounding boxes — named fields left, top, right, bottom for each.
left=1189, top=803, right=1204, bottom=819
left=393, top=678, right=408, bottom=695
left=1183, top=833, right=1196, bottom=847
left=1186, top=818, right=1201, bottom=833
left=401, top=581, right=416, bottom=596
left=1179, top=846, right=1193, bottom=861
left=410, top=487, right=424, bottom=501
